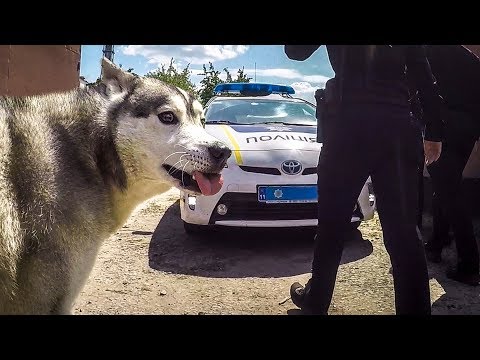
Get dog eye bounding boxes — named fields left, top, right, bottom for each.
left=158, top=111, right=177, bottom=124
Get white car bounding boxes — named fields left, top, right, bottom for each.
left=180, top=83, right=376, bottom=233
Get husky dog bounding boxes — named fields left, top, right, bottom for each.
left=0, top=58, right=231, bottom=314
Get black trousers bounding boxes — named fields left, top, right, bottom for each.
left=310, top=103, right=431, bottom=315
left=426, top=113, right=479, bottom=274
left=417, top=165, right=425, bottom=230
left=415, top=125, right=426, bottom=230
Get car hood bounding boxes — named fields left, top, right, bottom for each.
left=206, top=123, right=321, bottom=167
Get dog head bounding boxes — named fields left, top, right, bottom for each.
left=99, top=58, right=231, bottom=196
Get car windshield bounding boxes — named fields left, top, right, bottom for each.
left=205, top=98, right=317, bottom=126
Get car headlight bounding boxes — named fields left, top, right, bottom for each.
left=367, top=183, right=375, bottom=207
left=187, top=195, right=196, bottom=210
left=217, top=204, right=228, bottom=215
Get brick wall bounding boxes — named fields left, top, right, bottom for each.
left=0, top=45, right=81, bottom=97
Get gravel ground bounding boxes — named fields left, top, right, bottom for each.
left=73, top=188, right=480, bottom=315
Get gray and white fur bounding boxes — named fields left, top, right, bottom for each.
left=0, top=58, right=230, bottom=314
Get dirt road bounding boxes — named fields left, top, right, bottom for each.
left=73, top=188, right=480, bottom=315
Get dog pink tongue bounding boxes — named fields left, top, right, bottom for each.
left=193, top=171, right=223, bottom=196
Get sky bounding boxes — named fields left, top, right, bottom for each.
left=80, top=45, right=334, bottom=104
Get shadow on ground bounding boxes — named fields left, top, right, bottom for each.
left=148, top=201, right=373, bottom=278
left=430, top=258, right=480, bottom=315
left=421, top=215, right=480, bottom=315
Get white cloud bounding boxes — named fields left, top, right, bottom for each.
left=290, top=81, right=318, bottom=94
left=121, top=45, right=249, bottom=66
left=243, top=68, right=301, bottom=79
left=242, top=68, right=330, bottom=87
left=290, top=82, right=320, bottom=104
left=187, top=68, right=241, bottom=88
left=303, top=74, right=331, bottom=85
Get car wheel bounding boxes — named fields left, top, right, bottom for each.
left=183, top=221, right=208, bottom=235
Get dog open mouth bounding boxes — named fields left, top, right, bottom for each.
left=162, top=164, right=223, bottom=196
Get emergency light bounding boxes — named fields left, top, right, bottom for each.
left=214, top=83, right=295, bottom=96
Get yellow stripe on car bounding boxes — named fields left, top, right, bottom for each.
left=221, top=125, right=243, bottom=165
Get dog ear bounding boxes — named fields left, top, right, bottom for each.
left=100, top=57, right=137, bottom=96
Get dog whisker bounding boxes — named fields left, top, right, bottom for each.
left=179, top=153, right=192, bottom=161
left=163, top=151, right=188, bottom=165
left=175, top=144, right=191, bottom=151
left=166, top=154, right=193, bottom=176
left=167, top=159, right=187, bottom=176
left=181, top=161, right=190, bottom=187
left=165, top=157, right=192, bottom=176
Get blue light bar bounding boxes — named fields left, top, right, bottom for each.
left=214, top=83, right=295, bottom=95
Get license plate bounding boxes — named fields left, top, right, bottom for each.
left=257, top=185, right=318, bottom=204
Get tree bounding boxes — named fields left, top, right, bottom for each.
left=126, top=68, right=139, bottom=76
left=197, top=63, right=253, bottom=106
left=85, top=58, right=251, bottom=108
left=87, top=77, right=102, bottom=86
left=224, top=68, right=233, bottom=83
left=234, top=67, right=251, bottom=83
left=197, top=62, right=223, bottom=106
left=118, top=64, right=138, bottom=76
left=145, top=58, right=196, bottom=94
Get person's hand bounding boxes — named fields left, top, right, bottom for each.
left=424, top=140, right=442, bottom=166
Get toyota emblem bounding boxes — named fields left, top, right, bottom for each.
left=281, top=160, right=302, bottom=175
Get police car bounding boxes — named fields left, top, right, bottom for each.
left=180, top=83, right=376, bottom=233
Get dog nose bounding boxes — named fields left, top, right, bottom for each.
left=208, top=142, right=232, bottom=164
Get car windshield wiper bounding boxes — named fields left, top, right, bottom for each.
left=206, top=120, right=243, bottom=125
left=257, top=121, right=315, bottom=126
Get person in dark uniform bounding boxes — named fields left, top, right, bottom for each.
left=285, top=45, right=444, bottom=315
left=408, top=88, right=427, bottom=232
left=424, top=116, right=480, bottom=286
left=385, top=87, right=427, bottom=277
left=424, top=114, right=480, bottom=285
left=421, top=45, right=480, bottom=286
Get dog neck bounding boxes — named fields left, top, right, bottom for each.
left=109, top=136, right=172, bottom=231
left=109, top=176, right=171, bottom=231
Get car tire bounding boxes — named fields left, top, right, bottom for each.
left=183, top=221, right=208, bottom=235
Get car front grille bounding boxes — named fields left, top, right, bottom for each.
left=209, top=192, right=317, bottom=223
left=209, top=192, right=364, bottom=224
left=239, top=165, right=281, bottom=175
left=238, top=165, right=317, bottom=176
left=301, top=167, right=317, bottom=175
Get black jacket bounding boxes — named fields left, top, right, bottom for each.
left=284, top=45, right=445, bottom=142
left=426, top=45, right=480, bottom=117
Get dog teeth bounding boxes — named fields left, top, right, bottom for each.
left=192, top=174, right=196, bottom=180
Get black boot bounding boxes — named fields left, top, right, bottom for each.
left=424, top=239, right=442, bottom=263
left=446, top=266, right=480, bottom=286
left=290, top=279, right=327, bottom=315
left=425, top=248, right=442, bottom=263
